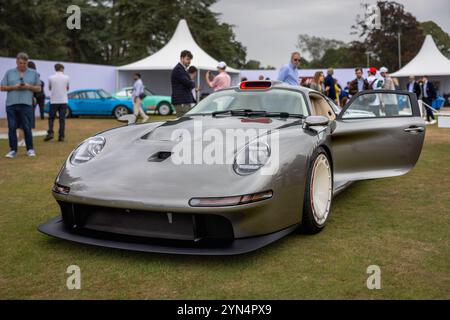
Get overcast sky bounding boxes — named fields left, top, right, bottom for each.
left=211, top=0, right=450, bottom=67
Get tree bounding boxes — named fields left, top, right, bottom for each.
left=297, top=34, right=346, bottom=62
left=421, top=21, right=450, bottom=58
left=0, top=0, right=248, bottom=67
left=352, top=1, right=424, bottom=71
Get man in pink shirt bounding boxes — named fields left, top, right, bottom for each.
left=205, top=61, right=231, bottom=91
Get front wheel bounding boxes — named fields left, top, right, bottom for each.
left=157, top=102, right=172, bottom=116
left=113, top=105, right=131, bottom=119
left=301, top=147, right=333, bottom=234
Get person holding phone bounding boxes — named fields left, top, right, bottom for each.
left=0, top=52, right=41, bottom=158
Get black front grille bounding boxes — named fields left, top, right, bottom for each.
left=58, top=202, right=234, bottom=243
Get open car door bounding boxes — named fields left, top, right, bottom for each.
left=331, top=90, right=425, bottom=187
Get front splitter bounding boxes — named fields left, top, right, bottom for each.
left=38, top=216, right=298, bottom=256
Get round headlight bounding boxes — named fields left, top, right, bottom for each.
left=234, top=141, right=270, bottom=175
left=70, top=136, right=106, bottom=165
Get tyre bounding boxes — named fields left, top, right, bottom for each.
left=157, top=102, right=172, bottom=116
left=301, top=147, right=333, bottom=234
left=113, top=105, right=131, bottom=119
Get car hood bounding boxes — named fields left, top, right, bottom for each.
left=55, top=116, right=304, bottom=209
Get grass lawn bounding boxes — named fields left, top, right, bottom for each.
left=0, top=116, right=449, bottom=299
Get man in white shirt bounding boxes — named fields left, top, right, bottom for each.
left=132, top=73, right=149, bottom=122
left=45, top=63, right=70, bottom=142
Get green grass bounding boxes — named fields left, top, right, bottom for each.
left=0, top=117, right=449, bottom=299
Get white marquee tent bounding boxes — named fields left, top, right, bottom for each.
left=117, top=19, right=240, bottom=97
left=391, top=35, right=450, bottom=96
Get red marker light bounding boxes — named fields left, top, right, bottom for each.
left=240, top=81, right=272, bottom=90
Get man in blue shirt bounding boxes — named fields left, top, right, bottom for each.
left=0, top=52, right=41, bottom=158
left=277, top=52, right=301, bottom=86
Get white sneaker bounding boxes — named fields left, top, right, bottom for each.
left=430, top=120, right=437, bottom=125
left=18, top=139, right=26, bottom=147
left=425, top=121, right=431, bottom=125
left=5, top=150, right=17, bottom=158
left=26, top=149, right=36, bottom=157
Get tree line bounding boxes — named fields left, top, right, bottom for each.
left=1, top=1, right=448, bottom=71
left=0, top=0, right=247, bottom=68
left=297, top=1, right=450, bottom=71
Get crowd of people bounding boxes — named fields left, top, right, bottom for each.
left=1, top=50, right=440, bottom=159
left=276, top=52, right=438, bottom=124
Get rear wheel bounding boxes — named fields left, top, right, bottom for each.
left=113, top=105, right=130, bottom=119
left=301, top=147, right=333, bottom=234
left=157, top=102, right=172, bottom=116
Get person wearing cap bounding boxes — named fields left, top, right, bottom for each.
left=367, top=67, right=383, bottom=90
left=379, top=66, right=398, bottom=116
left=380, top=67, right=395, bottom=90
left=205, top=61, right=231, bottom=92
left=366, top=67, right=383, bottom=116
left=277, top=52, right=301, bottom=86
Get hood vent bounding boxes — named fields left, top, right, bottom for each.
left=148, top=151, right=173, bottom=162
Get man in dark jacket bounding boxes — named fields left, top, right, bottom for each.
left=324, top=68, right=336, bottom=103
left=348, top=67, right=370, bottom=97
left=406, top=75, right=421, bottom=99
left=421, top=75, right=436, bottom=124
left=171, top=50, right=196, bottom=117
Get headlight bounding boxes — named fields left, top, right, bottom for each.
left=70, top=136, right=106, bottom=165
left=233, top=140, right=270, bottom=175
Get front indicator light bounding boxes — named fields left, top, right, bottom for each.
left=189, top=190, right=273, bottom=207
left=52, top=183, right=70, bottom=195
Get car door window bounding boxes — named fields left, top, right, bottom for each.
left=341, top=92, right=413, bottom=119
left=85, top=91, right=99, bottom=99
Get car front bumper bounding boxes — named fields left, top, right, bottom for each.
left=38, top=215, right=298, bottom=255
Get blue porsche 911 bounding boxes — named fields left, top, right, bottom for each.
left=44, top=89, right=134, bottom=119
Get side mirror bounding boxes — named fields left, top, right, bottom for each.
left=303, top=116, right=330, bottom=133
left=304, top=116, right=330, bottom=127
left=118, top=114, right=137, bottom=125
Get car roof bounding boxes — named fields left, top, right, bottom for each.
left=70, top=89, right=101, bottom=94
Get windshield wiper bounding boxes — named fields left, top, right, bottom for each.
left=212, top=109, right=265, bottom=117
left=212, top=109, right=304, bottom=119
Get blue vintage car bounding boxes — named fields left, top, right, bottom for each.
left=45, top=89, right=134, bottom=119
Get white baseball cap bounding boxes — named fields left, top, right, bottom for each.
left=380, top=66, right=388, bottom=73
left=217, top=61, right=227, bottom=69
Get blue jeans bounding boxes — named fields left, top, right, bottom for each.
left=6, top=104, right=34, bottom=151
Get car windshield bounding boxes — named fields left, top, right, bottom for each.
left=98, top=89, right=112, bottom=99
left=187, top=88, right=309, bottom=117
left=144, top=88, right=153, bottom=96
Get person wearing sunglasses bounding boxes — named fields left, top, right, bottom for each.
left=277, top=52, right=301, bottom=86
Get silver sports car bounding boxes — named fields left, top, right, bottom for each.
left=39, top=81, right=425, bottom=255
